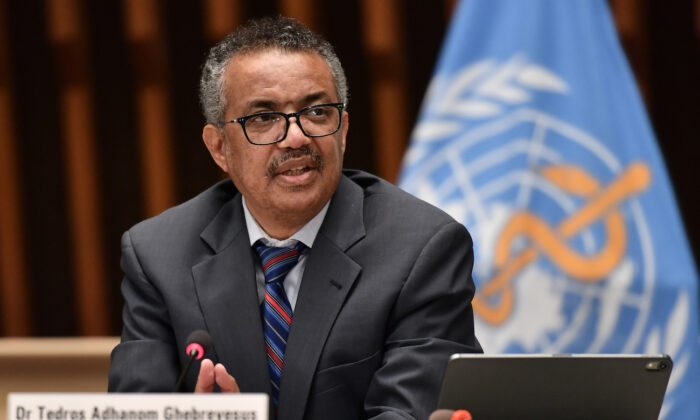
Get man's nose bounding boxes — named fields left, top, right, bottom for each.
left=277, top=117, right=311, bottom=149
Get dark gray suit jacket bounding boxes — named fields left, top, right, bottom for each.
left=108, top=169, right=481, bottom=420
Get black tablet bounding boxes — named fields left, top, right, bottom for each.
left=437, top=353, right=672, bottom=420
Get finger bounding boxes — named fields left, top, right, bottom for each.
left=214, top=363, right=240, bottom=393
left=194, top=359, right=215, bottom=393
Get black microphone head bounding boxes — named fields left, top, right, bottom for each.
left=185, top=329, right=211, bottom=360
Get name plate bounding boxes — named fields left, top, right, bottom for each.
left=7, top=394, right=268, bottom=420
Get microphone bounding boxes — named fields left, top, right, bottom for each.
left=428, top=409, right=473, bottom=420
left=174, top=329, right=212, bottom=392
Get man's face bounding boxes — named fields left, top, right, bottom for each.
left=203, top=49, right=348, bottom=237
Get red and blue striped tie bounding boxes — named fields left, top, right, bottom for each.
left=254, top=241, right=307, bottom=406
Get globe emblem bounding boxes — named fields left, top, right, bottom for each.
left=417, top=108, right=656, bottom=354
left=400, top=59, right=657, bottom=355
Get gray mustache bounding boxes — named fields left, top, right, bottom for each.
left=266, top=147, right=324, bottom=178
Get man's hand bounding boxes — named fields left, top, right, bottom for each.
left=194, top=359, right=240, bottom=393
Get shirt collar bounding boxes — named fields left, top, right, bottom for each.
left=242, top=196, right=330, bottom=249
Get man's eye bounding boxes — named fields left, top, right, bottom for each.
left=251, top=114, right=280, bottom=123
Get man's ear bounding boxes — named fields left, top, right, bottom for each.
left=202, top=124, right=229, bottom=173
left=340, top=111, right=349, bottom=155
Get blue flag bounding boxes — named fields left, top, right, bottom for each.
left=399, top=1, right=700, bottom=418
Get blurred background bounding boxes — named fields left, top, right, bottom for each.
left=0, top=0, right=698, bottom=337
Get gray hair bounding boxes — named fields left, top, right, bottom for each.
left=199, top=16, right=349, bottom=125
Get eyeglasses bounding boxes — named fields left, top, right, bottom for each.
left=222, top=102, right=345, bottom=145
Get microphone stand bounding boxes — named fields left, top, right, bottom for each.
left=174, top=350, right=197, bottom=392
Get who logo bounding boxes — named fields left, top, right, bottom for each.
left=400, top=56, right=690, bottom=412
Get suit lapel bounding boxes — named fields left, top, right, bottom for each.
left=192, top=194, right=270, bottom=393
left=278, top=176, right=366, bottom=420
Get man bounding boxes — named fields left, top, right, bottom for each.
left=108, top=16, right=481, bottom=420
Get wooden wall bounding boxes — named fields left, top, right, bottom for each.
left=0, top=0, right=698, bottom=336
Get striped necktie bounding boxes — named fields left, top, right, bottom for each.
left=254, top=241, right=307, bottom=406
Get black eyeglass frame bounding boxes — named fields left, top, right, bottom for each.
left=221, top=102, right=346, bottom=145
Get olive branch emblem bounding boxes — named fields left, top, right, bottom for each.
left=413, top=54, right=569, bottom=143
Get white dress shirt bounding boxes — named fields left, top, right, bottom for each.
left=242, top=196, right=330, bottom=310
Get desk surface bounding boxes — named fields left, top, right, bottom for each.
left=0, top=337, right=120, bottom=420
